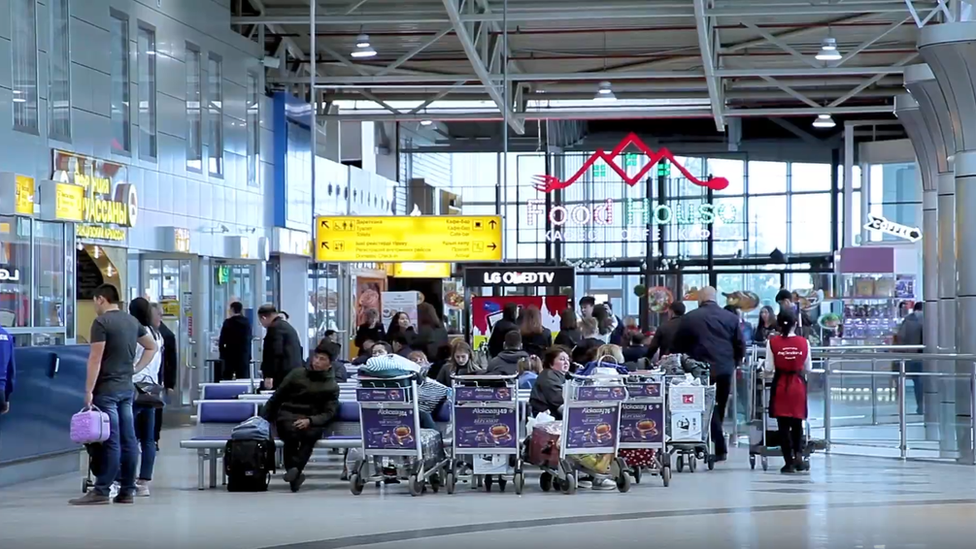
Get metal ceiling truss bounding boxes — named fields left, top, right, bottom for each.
left=904, top=0, right=955, bottom=26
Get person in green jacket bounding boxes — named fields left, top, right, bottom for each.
left=264, top=341, right=341, bottom=492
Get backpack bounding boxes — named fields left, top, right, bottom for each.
left=224, top=439, right=276, bottom=492
left=231, top=416, right=271, bottom=440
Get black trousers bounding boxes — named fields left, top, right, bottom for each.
left=153, top=407, right=163, bottom=442
left=710, top=373, right=732, bottom=457
left=276, top=420, right=325, bottom=473
left=776, top=417, right=804, bottom=466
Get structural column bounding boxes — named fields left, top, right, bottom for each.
left=893, top=93, right=940, bottom=442
left=919, top=23, right=976, bottom=463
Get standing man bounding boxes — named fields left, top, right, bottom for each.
left=647, top=302, right=685, bottom=360
left=896, top=302, right=925, bottom=415
left=673, top=286, right=744, bottom=463
left=219, top=301, right=253, bottom=380
left=259, top=304, right=303, bottom=390
left=70, top=284, right=158, bottom=505
left=0, top=325, right=15, bottom=415
left=775, top=290, right=813, bottom=337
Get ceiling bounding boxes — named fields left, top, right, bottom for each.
left=232, top=1, right=946, bottom=138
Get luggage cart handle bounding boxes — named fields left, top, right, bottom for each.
left=451, top=374, right=519, bottom=381
left=357, top=374, right=418, bottom=382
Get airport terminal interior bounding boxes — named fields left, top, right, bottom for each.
left=2, top=0, right=976, bottom=547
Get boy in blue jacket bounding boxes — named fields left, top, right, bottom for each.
left=0, top=326, right=15, bottom=414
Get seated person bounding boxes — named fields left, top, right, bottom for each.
left=518, top=355, right=543, bottom=390
left=486, top=331, right=529, bottom=376
left=529, top=346, right=571, bottom=419
left=352, top=339, right=376, bottom=366
left=622, top=333, right=647, bottom=364
left=263, top=341, right=341, bottom=493
left=391, top=333, right=413, bottom=358
left=572, top=317, right=604, bottom=366
left=371, top=341, right=394, bottom=357
left=406, top=350, right=451, bottom=429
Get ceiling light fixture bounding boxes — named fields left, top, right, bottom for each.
left=815, top=37, right=842, bottom=61
left=351, top=33, right=377, bottom=58
left=812, top=113, right=836, bottom=129
left=594, top=81, right=616, bottom=102
left=420, top=120, right=433, bottom=126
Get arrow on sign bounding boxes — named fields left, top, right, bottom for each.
left=864, top=213, right=922, bottom=242
left=321, top=242, right=329, bottom=249
left=487, top=243, right=497, bottom=251
left=320, top=220, right=330, bottom=229
left=489, top=220, right=497, bottom=229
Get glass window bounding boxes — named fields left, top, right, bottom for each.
left=246, top=71, right=260, bottom=187
left=713, top=196, right=746, bottom=256
left=11, top=0, right=39, bottom=132
left=706, top=158, right=745, bottom=195
left=49, top=0, right=71, bottom=141
left=208, top=54, right=224, bottom=176
left=790, top=193, right=831, bottom=253
left=790, top=162, right=831, bottom=192
left=868, top=163, right=920, bottom=243
left=747, top=161, right=787, bottom=194
left=748, top=195, right=787, bottom=255
left=186, top=45, right=203, bottom=171
left=110, top=13, right=130, bottom=154
left=34, top=221, right=65, bottom=329
left=0, top=217, right=31, bottom=328
left=137, top=26, right=157, bottom=160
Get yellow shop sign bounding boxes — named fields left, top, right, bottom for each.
left=51, top=151, right=138, bottom=230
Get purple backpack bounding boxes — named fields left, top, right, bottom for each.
left=70, top=407, right=110, bottom=445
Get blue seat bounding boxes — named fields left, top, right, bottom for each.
left=202, top=384, right=252, bottom=400
left=198, top=401, right=258, bottom=423
left=338, top=402, right=359, bottom=422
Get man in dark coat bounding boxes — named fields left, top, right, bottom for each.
left=259, top=304, right=304, bottom=390
left=673, top=287, right=744, bottom=462
left=647, top=301, right=685, bottom=360
left=219, top=301, right=253, bottom=381
left=896, top=302, right=925, bottom=414
left=487, top=303, right=519, bottom=358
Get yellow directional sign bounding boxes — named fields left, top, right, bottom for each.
left=315, top=215, right=503, bottom=263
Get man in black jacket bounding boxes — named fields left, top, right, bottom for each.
left=647, top=301, right=685, bottom=360
left=487, top=331, right=529, bottom=375
left=219, top=302, right=253, bottom=381
left=487, top=303, right=519, bottom=358
left=673, top=287, right=744, bottom=462
left=259, top=304, right=304, bottom=390
left=152, top=304, right=178, bottom=446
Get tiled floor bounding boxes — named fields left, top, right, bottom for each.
left=1, top=426, right=975, bottom=549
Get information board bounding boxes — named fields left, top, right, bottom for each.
left=314, top=216, right=503, bottom=262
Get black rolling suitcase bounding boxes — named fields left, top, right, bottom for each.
left=224, top=439, right=276, bottom=492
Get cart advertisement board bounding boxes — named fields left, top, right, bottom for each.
left=626, top=382, right=662, bottom=399
left=669, top=385, right=705, bottom=412
left=575, top=386, right=627, bottom=402
left=455, top=386, right=513, bottom=402
left=453, top=407, right=518, bottom=450
left=565, top=406, right=619, bottom=450
left=619, top=403, right=665, bottom=444
left=356, top=388, right=408, bottom=402
left=361, top=408, right=417, bottom=450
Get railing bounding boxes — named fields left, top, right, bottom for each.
left=730, top=344, right=976, bottom=464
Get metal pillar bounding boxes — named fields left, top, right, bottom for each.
left=919, top=23, right=976, bottom=463
left=905, top=62, right=959, bottom=458
left=894, top=93, right=940, bottom=441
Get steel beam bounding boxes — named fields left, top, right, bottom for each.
left=741, top=22, right=822, bottom=69
left=759, top=76, right=823, bottom=108
left=834, top=17, right=911, bottom=67
left=440, top=0, right=524, bottom=134
left=709, top=2, right=932, bottom=17
left=717, top=66, right=907, bottom=77
left=828, top=53, right=918, bottom=106
left=375, top=26, right=454, bottom=76
left=693, top=0, right=725, bottom=129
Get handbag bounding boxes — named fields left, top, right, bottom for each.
left=71, top=407, right=110, bottom=444
left=134, top=381, right=166, bottom=408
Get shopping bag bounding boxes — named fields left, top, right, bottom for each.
left=529, top=421, right=562, bottom=468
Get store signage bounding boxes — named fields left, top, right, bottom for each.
left=0, top=173, right=36, bottom=216
left=532, top=133, right=729, bottom=193
left=161, top=227, right=191, bottom=253
left=272, top=227, right=311, bottom=257
left=315, top=215, right=502, bottom=263
left=78, top=224, right=125, bottom=241
left=49, top=152, right=137, bottom=240
left=391, top=263, right=453, bottom=278
left=464, top=266, right=575, bottom=287
left=526, top=198, right=738, bottom=242
left=52, top=183, right=85, bottom=222
left=0, top=267, right=21, bottom=282
left=864, top=213, right=922, bottom=242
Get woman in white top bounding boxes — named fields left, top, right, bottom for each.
left=128, top=297, right=164, bottom=495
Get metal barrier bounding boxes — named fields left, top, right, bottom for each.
left=734, top=345, right=976, bottom=463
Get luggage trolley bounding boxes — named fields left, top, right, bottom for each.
left=348, top=374, right=449, bottom=497
left=620, top=373, right=671, bottom=487
left=535, top=372, right=631, bottom=495
left=446, top=374, right=524, bottom=495
left=748, top=366, right=825, bottom=471
left=667, top=376, right=717, bottom=473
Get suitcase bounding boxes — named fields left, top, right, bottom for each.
left=529, top=422, right=562, bottom=468
left=224, top=439, right=276, bottom=492
left=619, top=448, right=655, bottom=468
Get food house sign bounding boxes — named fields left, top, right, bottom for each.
left=53, top=151, right=137, bottom=241
left=528, top=133, right=738, bottom=242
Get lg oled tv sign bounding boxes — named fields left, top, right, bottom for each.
left=524, top=133, right=739, bottom=243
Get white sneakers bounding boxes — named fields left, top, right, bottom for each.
left=576, top=477, right=617, bottom=491
left=109, top=480, right=151, bottom=498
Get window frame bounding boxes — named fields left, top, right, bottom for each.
left=246, top=70, right=260, bottom=187
left=137, top=23, right=157, bottom=161
left=207, top=53, right=224, bottom=178
left=11, top=0, right=40, bottom=134
left=109, top=11, right=131, bottom=155
left=48, top=0, right=71, bottom=142
left=185, top=43, right=203, bottom=173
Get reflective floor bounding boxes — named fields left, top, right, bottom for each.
left=1, top=426, right=975, bottom=549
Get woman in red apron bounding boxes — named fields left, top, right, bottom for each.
left=763, top=309, right=812, bottom=474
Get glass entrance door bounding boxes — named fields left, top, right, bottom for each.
left=141, top=258, right=194, bottom=406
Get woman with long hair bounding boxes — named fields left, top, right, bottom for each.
left=553, top=308, right=582, bottom=349
left=754, top=305, right=776, bottom=344
left=436, top=339, right=478, bottom=385
left=763, top=309, right=811, bottom=474
left=520, top=306, right=552, bottom=359
left=386, top=312, right=415, bottom=342
left=125, top=298, right=165, bottom=497
left=413, top=302, right=449, bottom=363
